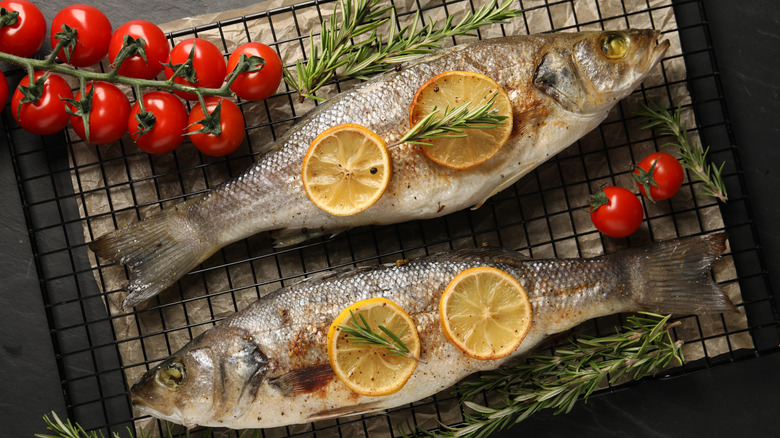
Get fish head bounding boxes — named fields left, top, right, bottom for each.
left=534, top=29, right=670, bottom=116
left=130, top=327, right=268, bottom=428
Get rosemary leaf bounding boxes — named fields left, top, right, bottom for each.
left=637, top=99, right=728, bottom=202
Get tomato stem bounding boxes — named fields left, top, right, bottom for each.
left=0, top=47, right=236, bottom=99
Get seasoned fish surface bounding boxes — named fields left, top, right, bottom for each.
left=91, top=30, right=670, bottom=309
left=130, top=233, right=733, bottom=429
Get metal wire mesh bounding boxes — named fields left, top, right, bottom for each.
left=3, top=0, right=779, bottom=436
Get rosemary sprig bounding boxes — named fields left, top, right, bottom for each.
left=637, top=99, right=728, bottom=203
left=340, top=0, right=522, bottom=80
left=405, top=313, right=683, bottom=438
left=389, top=93, right=508, bottom=147
left=283, top=0, right=392, bottom=102
left=339, top=310, right=422, bottom=361
left=284, top=0, right=522, bottom=102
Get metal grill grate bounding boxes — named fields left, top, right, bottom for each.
left=4, top=0, right=779, bottom=436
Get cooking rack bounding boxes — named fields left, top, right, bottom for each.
left=4, top=0, right=779, bottom=436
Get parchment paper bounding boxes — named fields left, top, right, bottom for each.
left=71, top=0, right=751, bottom=436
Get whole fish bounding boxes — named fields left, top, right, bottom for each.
left=130, top=233, right=733, bottom=429
left=91, top=29, right=670, bottom=310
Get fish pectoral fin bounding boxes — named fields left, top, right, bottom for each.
left=308, top=401, right=386, bottom=422
left=271, top=227, right=349, bottom=248
left=471, top=164, right=535, bottom=210
left=269, top=364, right=335, bottom=396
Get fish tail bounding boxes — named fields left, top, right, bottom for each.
left=90, top=203, right=211, bottom=311
left=628, top=232, right=735, bottom=314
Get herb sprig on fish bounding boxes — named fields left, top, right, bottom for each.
left=638, top=99, right=728, bottom=202
left=404, top=313, right=684, bottom=438
left=390, top=94, right=509, bottom=147
left=283, top=0, right=522, bottom=102
left=339, top=309, right=423, bottom=361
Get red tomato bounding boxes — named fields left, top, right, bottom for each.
left=12, top=71, right=74, bottom=135
left=0, top=69, right=7, bottom=113
left=128, top=91, right=188, bottom=154
left=164, top=38, right=226, bottom=100
left=69, top=81, right=130, bottom=144
left=187, top=97, right=245, bottom=156
left=0, top=0, right=46, bottom=57
left=633, top=152, right=684, bottom=201
left=227, top=42, right=283, bottom=101
left=108, top=20, right=169, bottom=79
left=589, top=186, right=643, bottom=238
left=50, top=4, right=112, bottom=67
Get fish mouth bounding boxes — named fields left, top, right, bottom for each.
left=646, top=31, right=671, bottom=73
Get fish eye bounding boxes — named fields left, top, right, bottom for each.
left=600, top=32, right=629, bottom=59
left=157, top=360, right=186, bottom=389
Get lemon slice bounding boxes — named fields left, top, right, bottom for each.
left=327, top=297, right=421, bottom=396
left=440, top=266, right=532, bottom=360
left=409, top=71, right=513, bottom=169
left=302, top=123, right=391, bottom=216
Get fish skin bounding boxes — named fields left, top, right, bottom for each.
left=90, top=30, right=670, bottom=310
left=130, top=233, right=733, bottom=429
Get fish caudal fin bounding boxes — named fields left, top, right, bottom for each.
left=629, top=232, right=735, bottom=315
left=90, top=204, right=211, bottom=311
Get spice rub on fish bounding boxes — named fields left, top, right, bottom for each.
left=130, top=233, right=734, bottom=429
left=90, top=30, right=671, bottom=310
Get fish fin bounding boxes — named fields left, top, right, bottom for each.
left=271, top=227, right=349, bottom=248
left=472, top=106, right=549, bottom=210
left=269, top=364, right=335, bottom=396
left=429, top=247, right=529, bottom=264
left=630, top=232, right=736, bottom=314
left=309, top=401, right=385, bottom=422
left=89, top=201, right=211, bottom=311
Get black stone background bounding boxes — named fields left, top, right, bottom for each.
left=1, top=1, right=778, bottom=437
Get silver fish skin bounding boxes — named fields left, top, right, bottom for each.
left=130, top=233, right=733, bottom=429
left=90, top=30, right=670, bottom=310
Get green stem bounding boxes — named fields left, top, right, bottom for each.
left=133, top=84, right=145, bottom=112
left=0, top=51, right=236, bottom=99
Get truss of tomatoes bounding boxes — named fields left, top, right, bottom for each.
left=0, top=1, right=283, bottom=156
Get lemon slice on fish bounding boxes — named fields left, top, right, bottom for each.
left=327, top=297, right=421, bottom=396
left=409, top=71, right=513, bottom=170
left=302, top=123, right=391, bottom=216
left=440, top=266, right=532, bottom=360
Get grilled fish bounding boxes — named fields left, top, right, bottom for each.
left=130, top=233, right=734, bottom=429
left=91, top=30, right=670, bottom=310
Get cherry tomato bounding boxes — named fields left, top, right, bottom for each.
left=187, top=97, right=245, bottom=156
left=227, top=42, right=283, bottom=101
left=633, top=152, right=684, bottom=201
left=69, top=81, right=130, bottom=145
left=0, top=69, right=8, bottom=113
left=128, top=91, right=188, bottom=154
left=12, top=71, right=74, bottom=135
left=589, top=186, right=643, bottom=238
left=0, top=0, right=46, bottom=57
left=164, top=38, right=226, bottom=100
left=108, top=20, right=169, bottom=79
left=50, top=4, right=112, bottom=67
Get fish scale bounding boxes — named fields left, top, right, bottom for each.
left=130, top=234, right=733, bottom=429
left=90, top=30, right=670, bottom=310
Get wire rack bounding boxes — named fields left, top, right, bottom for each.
left=3, top=0, right=779, bottom=436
